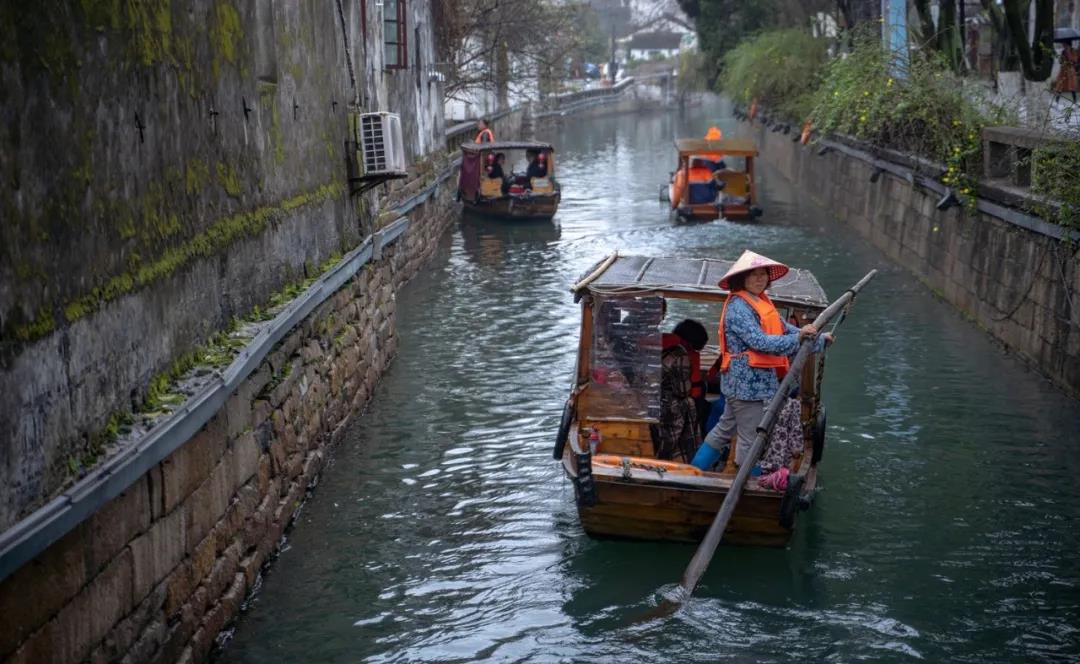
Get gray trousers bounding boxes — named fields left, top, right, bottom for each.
left=703, top=399, right=764, bottom=467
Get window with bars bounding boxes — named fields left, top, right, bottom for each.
left=383, top=0, right=407, bottom=69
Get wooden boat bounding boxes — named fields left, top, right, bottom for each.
left=555, top=254, right=830, bottom=546
left=457, top=141, right=560, bottom=220
left=666, top=138, right=762, bottom=221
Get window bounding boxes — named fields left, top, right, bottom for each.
left=383, top=0, right=407, bottom=69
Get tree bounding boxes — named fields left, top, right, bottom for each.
left=677, top=0, right=842, bottom=83
left=677, top=0, right=780, bottom=83
left=1001, top=0, right=1055, bottom=81
left=913, top=0, right=962, bottom=71
left=433, top=0, right=599, bottom=104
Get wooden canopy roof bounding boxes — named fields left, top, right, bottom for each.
left=461, top=141, right=555, bottom=152
left=675, top=138, right=758, bottom=157
left=576, top=254, right=828, bottom=308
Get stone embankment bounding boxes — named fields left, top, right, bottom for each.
left=745, top=119, right=1080, bottom=398
left=0, top=80, right=620, bottom=662
left=0, top=183, right=455, bottom=664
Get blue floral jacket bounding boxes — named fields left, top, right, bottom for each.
left=720, top=296, right=825, bottom=402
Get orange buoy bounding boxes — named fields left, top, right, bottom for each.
left=670, top=169, right=687, bottom=209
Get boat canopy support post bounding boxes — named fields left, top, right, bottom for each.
left=678, top=269, right=878, bottom=597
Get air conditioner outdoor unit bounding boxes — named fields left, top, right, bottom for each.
left=353, top=111, right=406, bottom=178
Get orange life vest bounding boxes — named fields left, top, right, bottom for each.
left=661, top=333, right=705, bottom=399
left=687, top=167, right=715, bottom=183
left=718, top=291, right=789, bottom=380
left=474, top=127, right=494, bottom=143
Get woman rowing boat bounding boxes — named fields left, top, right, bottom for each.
left=691, top=250, right=833, bottom=471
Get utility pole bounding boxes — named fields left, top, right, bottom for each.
left=882, top=0, right=909, bottom=76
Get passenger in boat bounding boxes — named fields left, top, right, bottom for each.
left=486, top=152, right=509, bottom=195
left=687, top=158, right=719, bottom=204
left=690, top=250, right=832, bottom=472
left=759, top=397, right=803, bottom=473
left=526, top=151, right=548, bottom=180
left=657, top=320, right=709, bottom=462
left=488, top=152, right=508, bottom=180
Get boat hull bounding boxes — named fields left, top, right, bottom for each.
left=462, top=193, right=560, bottom=220
left=578, top=475, right=796, bottom=547
left=675, top=202, right=758, bottom=221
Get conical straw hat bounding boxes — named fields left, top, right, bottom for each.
left=719, top=250, right=790, bottom=289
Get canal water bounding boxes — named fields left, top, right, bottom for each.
left=221, top=100, right=1080, bottom=662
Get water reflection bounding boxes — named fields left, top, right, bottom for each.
left=221, top=99, right=1080, bottom=663
left=460, top=213, right=561, bottom=270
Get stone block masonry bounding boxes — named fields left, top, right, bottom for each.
left=0, top=0, right=446, bottom=535
left=746, top=121, right=1080, bottom=398
left=0, top=188, right=457, bottom=663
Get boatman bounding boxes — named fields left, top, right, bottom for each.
left=690, top=250, right=833, bottom=472
left=474, top=117, right=494, bottom=143
left=702, top=126, right=724, bottom=166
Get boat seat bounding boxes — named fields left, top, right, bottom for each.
left=530, top=177, right=554, bottom=193
left=480, top=178, right=503, bottom=198
left=715, top=171, right=749, bottom=197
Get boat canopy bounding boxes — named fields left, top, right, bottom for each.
left=458, top=141, right=556, bottom=200
left=578, top=255, right=828, bottom=308
left=675, top=138, right=758, bottom=157
left=461, top=141, right=555, bottom=153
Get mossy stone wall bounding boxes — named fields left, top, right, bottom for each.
left=749, top=120, right=1080, bottom=398
left=0, top=0, right=429, bottom=531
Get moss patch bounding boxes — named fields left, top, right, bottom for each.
left=185, top=159, right=210, bottom=195
left=216, top=160, right=242, bottom=198
left=210, top=0, right=244, bottom=81
left=52, top=181, right=344, bottom=335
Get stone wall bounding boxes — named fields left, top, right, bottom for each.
left=0, top=0, right=445, bottom=534
left=0, top=185, right=456, bottom=664
left=748, top=121, right=1080, bottom=398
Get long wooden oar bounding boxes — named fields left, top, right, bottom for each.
left=678, top=269, right=878, bottom=597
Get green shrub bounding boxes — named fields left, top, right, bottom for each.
left=719, top=29, right=828, bottom=122
left=1031, top=131, right=1080, bottom=230
left=809, top=36, right=1012, bottom=199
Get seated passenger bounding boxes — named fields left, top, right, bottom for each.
left=759, top=397, right=803, bottom=474
left=487, top=152, right=510, bottom=195
left=486, top=152, right=506, bottom=180
left=527, top=152, right=548, bottom=179
left=757, top=397, right=805, bottom=491
left=656, top=319, right=708, bottom=463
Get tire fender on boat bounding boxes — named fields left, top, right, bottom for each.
left=575, top=451, right=598, bottom=507
left=811, top=406, right=826, bottom=465
left=670, top=171, right=686, bottom=210
left=552, top=399, right=575, bottom=460
left=779, top=473, right=806, bottom=529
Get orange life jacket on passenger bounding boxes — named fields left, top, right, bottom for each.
left=718, top=290, right=790, bottom=381
left=474, top=127, right=494, bottom=143
left=661, top=333, right=705, bottom=399
left=687, top=166, right=715, bottom=183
